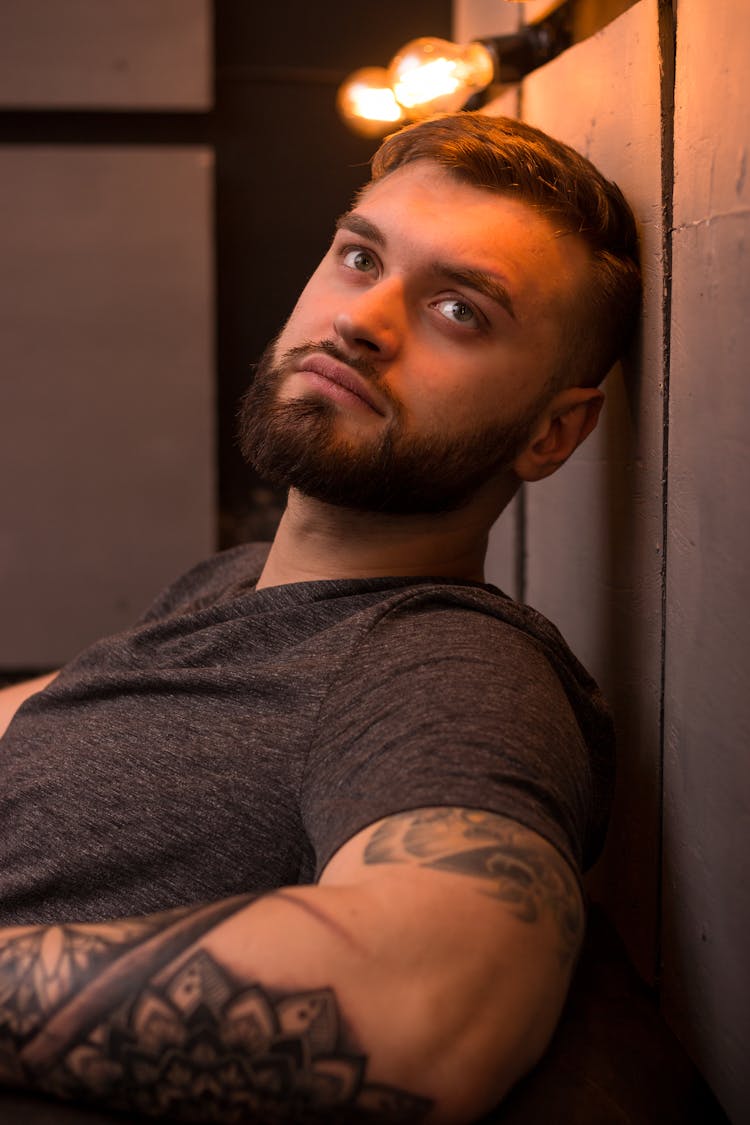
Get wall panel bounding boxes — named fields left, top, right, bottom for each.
left=0, top=0, right=211, bottom=109
left=0, top=147, right=215, bottom=666
left=520, top=0, right=664, bottom=981
left=485, top=495, right=522, bottom=599
left=662, top=2, right=750, bottom=1119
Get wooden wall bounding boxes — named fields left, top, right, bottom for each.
left=521, top=0, right=665, bottom=988
left=661, top=4, right=750, bottom=1120
left=461, top=0, right=750, bottom=1119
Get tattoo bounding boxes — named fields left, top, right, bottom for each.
left=365, top=808, right=583, bottom=966
left=0, top=895, right=430, bottom=1122
left=0, top=903, right=196, bottom=1043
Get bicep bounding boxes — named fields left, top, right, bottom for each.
left=321, top=806, right=584, bottom=965
left=320, top=806, right=584, bottom=1108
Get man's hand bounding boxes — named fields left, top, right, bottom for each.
left=0, top=807, right=582, bottom=1123
left=0, top=673, right=58, bottom=740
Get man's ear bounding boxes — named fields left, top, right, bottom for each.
left=512, top=386, right=604, bottom=482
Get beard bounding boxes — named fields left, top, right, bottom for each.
left=238, top=338, right=543, bottom=516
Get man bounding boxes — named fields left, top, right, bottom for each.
left=0, top=113, right=640, bottom=1122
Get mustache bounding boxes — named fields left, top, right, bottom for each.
left=276, top=339, right=380, bottom=384
left=247, top=336, right=402, bottom=420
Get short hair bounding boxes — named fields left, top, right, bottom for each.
left=369, top=112, right=642, bottom=390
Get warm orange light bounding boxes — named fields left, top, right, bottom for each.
left=336, top=67, right=407, bottom=138
left=388, top=37, right=495, bottom=118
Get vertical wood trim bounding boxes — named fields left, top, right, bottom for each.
left=656, top=0, right=677, bottom=985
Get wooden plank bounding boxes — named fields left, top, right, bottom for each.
left=485, top=494, right=522, bottom=599
left=520, top=0, right=664, bottom=982
left=0, top=0, right=211, bottom=109
left=0, top=147, right=215, bottom=666
left=661, top=1, right=750, bottom=1119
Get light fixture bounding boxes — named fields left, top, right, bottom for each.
left=336, top=67, right=407, bottom=137
left=337, top=5, right=571, bottom=137
left=388, top=38, right=496, bottom=119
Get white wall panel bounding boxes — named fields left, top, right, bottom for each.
left=662, top=2, right=750, bottom=1119
left=0, top=147, right=215, bottom=666
left=520, top=0, right=664, bottom=981
left=0, top=0, right=211, bottom=109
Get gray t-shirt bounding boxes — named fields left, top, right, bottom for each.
left=0, top=544, right=614, bottom=926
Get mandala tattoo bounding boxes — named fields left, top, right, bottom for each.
left=0, top=896, right=430, bottom=1123
left=365, top=807, right=583, bottom=965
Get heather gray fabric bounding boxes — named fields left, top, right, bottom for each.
left=0, top=543, right=614, bottom=926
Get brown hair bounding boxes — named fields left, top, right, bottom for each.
left=370, top=112, right=642, bottom=390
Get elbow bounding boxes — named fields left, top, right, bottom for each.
left=367, top=979, right=564, bottom=1124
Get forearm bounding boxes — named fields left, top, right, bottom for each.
left=0, top=812, right=582, bottom=1123
left=0, top=672, right=58, bottom=739
left=0, top=888, right=434, bottom=1123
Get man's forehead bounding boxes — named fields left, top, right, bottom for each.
left=344, top=161, right=569, bottom=256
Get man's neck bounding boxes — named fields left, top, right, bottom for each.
left=255, top=484, right=517, bottom=590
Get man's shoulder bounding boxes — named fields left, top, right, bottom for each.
left=358, top=578, right=578, bottom=677
left=139, top=542, right=271, bottom=623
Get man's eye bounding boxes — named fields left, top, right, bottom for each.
left=342, top=248, right=377, bottom=273
left=434, top=298, right=480, bottom=327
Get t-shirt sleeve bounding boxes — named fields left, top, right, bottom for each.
left=301, top=600, right=593, bottom=885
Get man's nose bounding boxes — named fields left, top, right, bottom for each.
left=333, top=279, right=404, bottom=360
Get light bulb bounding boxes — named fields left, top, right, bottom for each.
left=336, top=66, right=407, bottom=138
left=388, top=37, right=495, bottom=118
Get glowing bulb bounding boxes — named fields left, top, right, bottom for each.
left=336, top=67, right=407, bottom=138
left=388, top=37, right=495, bottom=118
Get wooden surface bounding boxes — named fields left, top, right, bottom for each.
left=0, top=0, right=211, bottom=109
left=485, top=494, right=522, bottom=599
left=478, top=2, right=750, bottom=1116
left=0, top=147, right=215, bottom=666
left=518, top=0, right=665, bottom=985
left=661, top=2, right=750, bottom=1121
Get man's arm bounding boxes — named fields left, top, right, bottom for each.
left=0, top=672, right=58, bottom=739
left=0, top=807, right=583, bottom=1123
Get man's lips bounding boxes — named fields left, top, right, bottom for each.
left=293, top=354, right=387, bottom=416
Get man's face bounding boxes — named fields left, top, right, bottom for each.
left=240, top=160, right=592, bottom=514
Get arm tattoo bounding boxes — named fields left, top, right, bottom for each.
left=0, top=895, right=430, bottom=1122
left=365, top=808, right=583, bottom=966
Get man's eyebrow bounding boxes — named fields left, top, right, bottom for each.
left=438, top=265, right=517, bottom=321
left=334, top=211, right=386, bottom=247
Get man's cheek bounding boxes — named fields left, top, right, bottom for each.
left=276, top=308, right=317, bottom=353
